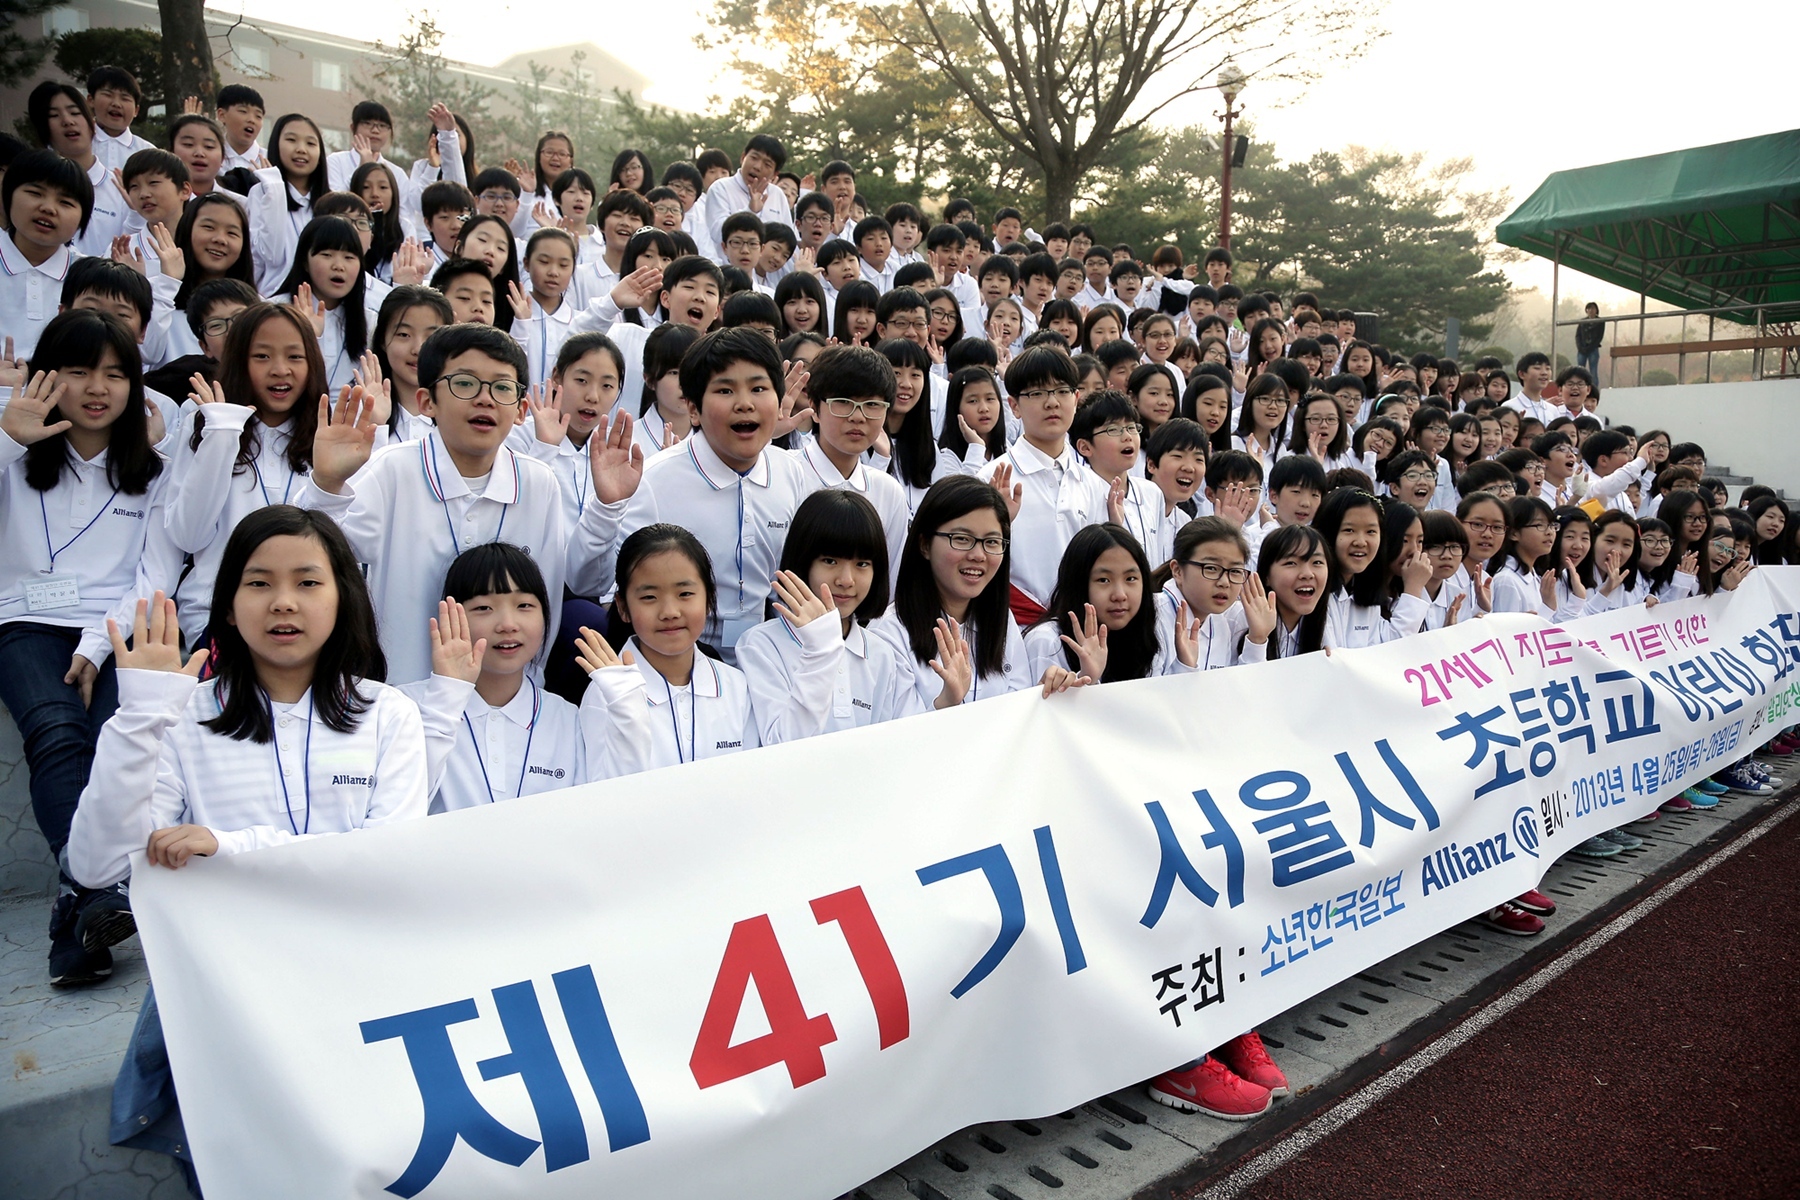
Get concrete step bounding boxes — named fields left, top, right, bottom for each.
left=0, top=710, right=60, bottom=904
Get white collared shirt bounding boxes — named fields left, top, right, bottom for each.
left=737, top=610, right=902, bottom=743
left=869, top=607, right=1032, bottom=715
left=0, top=229, right=79, bottom=358
left=511, top=293, right=577, bottom=387
left=93, top=126, right=157, bottom=172
left=702, top=171, right=794, bottom=261
left=792, top=437, right=910, bottom=588
left=74, top=159, right=134, bottom=258
left=0, top=430, right=169, bottom=665
left=1151, top=582, right=1268, bottom=673
left=247, top=168, right=315, bottom=294
left=571, top=434, right=813, bottom=657
left=296, top=430, right=570, bottom=683
left=66, top=671, right=429, bottom=889
left=221, top=141, right=265, bottom=174
left=1323, top=586, right=1429, bottom=648
left=978, top=439, right=1109, bottom=607
left=583, top=638, right=759, bottom=771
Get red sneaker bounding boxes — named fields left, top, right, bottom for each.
left=1147, top=1055, right=1272, bottom=1119
left=1513, top=888, right=1557, bottom=917
left=1763, top=738, right=1794, bottom=757
left=1632, top=809, right=1660, bottom=824
left=1479, top=902, right=1544, bottom=936
left=1215, top=1031, right=1290, bottom=1097
left=1660, top=792, right=1693, bottom=813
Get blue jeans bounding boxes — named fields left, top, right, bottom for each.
left=1577, top=348, right=1600, bottom=377
left=0, top=622, right=121, bottom=861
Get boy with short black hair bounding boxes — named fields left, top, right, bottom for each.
left=966, top=253, right=1020, bottom=331
left=572, top=326, right=814, bottom=660
left=59, top=257, right=179, bottom=448
left=814, top=237, right=860, bottom=309
left=143, top=277, right=259, bottom=399
left=1109, top=259, right=1144, bottom=308
left=1203, top=247, right=1233, bottom=288
left=1144, top=417, right=1210, bottom=524
left=1530, top=430, right=1579, bottom=505
left=86, top=66, right=153, bottom=170
left=1075, top=246, right=1114, bottom=310
left=718, top=210, right=766, bottom=280
left=882, top=202, right=924, bottom=266
left=1203, top=449, right=1264, bottom=532
left=420, top=180, right=476, bottom=263
left=118, top=148, right=190, bottom=289
left=978, top=346, right=1110, bottom=622
left=301, top=322, right=573, bottom=683
left=1017, top=252, right=1057, bottom=329
left=578, top=254, right=725, bottom=405
left=1, top=149, right=94, bottom=357
left=789, top=343, right=909, bottom=575
left=703, top=135, right=793, bottom=262
left=1041, top=222, right=1071, bottom=260
left=1508, top=351, right=1558, bottom=425
left=1067, top=223, right=1095, bottom=261
left=431, top=258, right=497, bottom=325
left=992, top=206, right=1025, bottom=249
left=215, top=84, right=266, bottom=172
left=326, top=100, right=408, bottom=206
left=854, top=214, right=894, bottom=292
left=758, top=221, right=796, bottom=288
left=1072, top=388, right=1168, bottom=562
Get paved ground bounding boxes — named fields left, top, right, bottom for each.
left=1201, top=800, right=1800, bottom=1200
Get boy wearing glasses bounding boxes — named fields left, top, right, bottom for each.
left=979, top=347, right=1110, bottom=624
left=789, top=346, right=910, bottom=584
left=1071, top=389, right=1168, bottom=565
left=325, top=101, right=409, bottom=208
left=300, top=324, right=573, bottom=683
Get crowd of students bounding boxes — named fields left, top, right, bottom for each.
left=2, top=68, right=1797, bottom=1166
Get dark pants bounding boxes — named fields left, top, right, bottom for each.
left=545, top=596, right=611, bottom=705
left=0, top=622, right=121, bottom=862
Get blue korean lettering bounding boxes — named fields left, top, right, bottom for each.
left=551, top=966, right=650, bottom=1153
left=1595, top=669, right=1662, bottom=744
left=1140, top=789, right=1246, bottom=927
left=1237, top=770, right=1355, bottom=887
left=1033, top=825, right=1087, bottom=974
left=1435, top=706, right=1526, bottom=798
left=1335, top=739, right=1442, bottom=847
left=917, top=845, right=1025, bottom=998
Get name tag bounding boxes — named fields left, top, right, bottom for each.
left=25, top=575, right=80, bottom=612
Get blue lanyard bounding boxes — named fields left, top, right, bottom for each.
left=421, top=438, right=510, bottom=548
left=662, top=667, right=699, bottom=763
left=270, top=697, right=314, bottom=835
left=251, top=458, right=295, bottom=508
left=463, top=681, right=540, bottom=802
left=39, top=487, right=120, bottom=572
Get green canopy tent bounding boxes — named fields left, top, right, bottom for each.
left=1497, top=130, right=1800, bottom=327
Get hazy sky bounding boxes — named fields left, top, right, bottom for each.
left=230, top=0, right=1792, bottom=300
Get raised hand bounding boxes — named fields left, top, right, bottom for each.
left=589, top=409, right=645, bottom=504
left=295, top=282, right=327, bottom=337
left=574, top=625, right=633, bottom=674
left=351, top=350, right=392, bottom=425
left=1539, top=567, right=1560, bottom=609
left=181, top=95, right=204, bottom=116
left=1398, top=548, right=1433, bottom=597
left=508, top=279, right=532, bottom=319
left=428, top=102, right=455, bottom=132
left=528, top=383, right=571, bottom=444
left=789, top=246, right=817, bottom=276
left=928, top=617, right=973, bottom=709
left=1469, top=559, right=1493, bottom=612
left=610, top=263, right=665, bottom=313
left=1721, top=557, right=1754, bottom=591
left=310, top=385, right=378, bottom=493
left=532, top=199, right=558, bottom=229
left=772, top=569, right=834, bottom=628
left=1445, top=594, right=1466, bottom=627
left=1676, top=550, right=1700, bottom=577
left=110, top=234, right=145, bottom=274
left=429, top=599, right=486, bottom=683
left=0, top=337, right=24, bottom=390
left=147, top=222, right=184, bottom=279
left=1172, top=600, right=1205, bottom=668
left=0, top=370, right=71, bottom=445
left=925, top=336, right=945, bottom=367
left=1240, top=573, right=1277, bottom=644
left=958, top=413, right=985, bottom=448
left=108, top=593, right=208, bottom=676
left=987, top=461, right=1023, bottom=522
left=1059, top=602, right=1109, bottom=681
left=352, top=132, right=378, bottom=165
left=1106, top=473, right=1127, bottom=526
left=188, top=371, right=233, bottom=410
left=782, top=356, right=811, bottom=412
left=1596, top=549, right=1625, bottom=596
left=390, top=239, right=430, bottom=287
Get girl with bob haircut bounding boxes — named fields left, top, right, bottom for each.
left=736, top=490, right=904, bottom=743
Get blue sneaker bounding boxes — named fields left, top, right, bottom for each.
left=1719, top=763, right=1774, bottom=796
left=1572, top=834, right=1623, bottom=857
left=1694, top=778, right=1730, bottom=795
left=1682, top=786, right=1720, bottom=809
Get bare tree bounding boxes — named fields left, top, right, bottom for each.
left=868, top=0, right=1374, bottom=223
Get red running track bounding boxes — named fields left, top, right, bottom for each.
left=1206, top=802, right=1800, bottom=1200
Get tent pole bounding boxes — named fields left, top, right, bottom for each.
left=1549, top=238, right=1560, bottom=369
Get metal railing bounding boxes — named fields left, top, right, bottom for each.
left=1551, top=303, right=1800, bottom=388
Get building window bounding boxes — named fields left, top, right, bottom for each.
left=313, top=60, right=348, bottom=92
left=43, top=6, right=89, bottom=35
left=232, top=44, right=270, bottom=74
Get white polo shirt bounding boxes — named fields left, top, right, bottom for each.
left=0, top=230, right=79, bottom=359
left=978, top=438, right=1109, bottom=607
left=792, top=435, right=910, bottom=588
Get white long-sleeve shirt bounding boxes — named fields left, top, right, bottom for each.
left=736, top=610, right=903, bottom=744
left=569, top=434, right=813, bottom=657
left=398, top=668, right=649, bottom=811
left=296, top=431, right=570, bottom=684
left=0, top=429, right=170, bottom=665
left=66, top=670, right=429, bottom=888
left=1150, top=583, right=1268, bottom=672
left=1323, top=587, right=1429, bottom=648
left=0, top=230, right=79, bottom=360
left=247, top=168, right=315, bottom=295
left=791, top=437, right=910, bottom=590
left=978, top=440, right=1110, bottom=608
left=868, top=607, right=1032, bottom=716
left=577, top=638, right=761, bottom=771
left=702, top=171, right=794, bottom=261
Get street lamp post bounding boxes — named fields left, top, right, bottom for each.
left=1216, top=62, right=1246, bottom=250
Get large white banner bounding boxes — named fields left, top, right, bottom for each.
left=132, top=568, right=1800, bottom=1199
